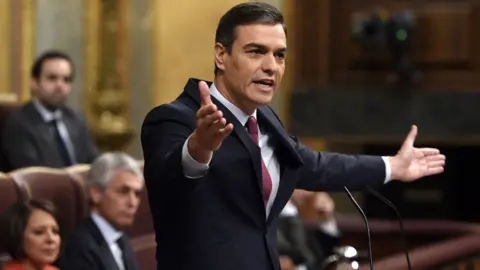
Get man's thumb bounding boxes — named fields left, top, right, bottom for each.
left=401, top=125, right=417, bottom=149
left=199, top=81, right=212, bottom=106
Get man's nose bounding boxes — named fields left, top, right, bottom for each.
left=55, top=81, right=66, bottom=90
left=127, top=192, right=139, bottom=207
left=261, top=54, right=278, bottom=75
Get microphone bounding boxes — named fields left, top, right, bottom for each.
left=365, top=185, right=412, bottom=270
left=344, top=186, right=374, bottom=270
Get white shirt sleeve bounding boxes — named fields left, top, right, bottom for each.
left=382, top=156, right=391, bottom=184
left=181, top=135, right=212, bottom=178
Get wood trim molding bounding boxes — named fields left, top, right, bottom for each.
left=84, top=0, right=134, bottom=151
left=0, top=0, right=13, bottom=103
left=20, top=0, right=35, bottom=102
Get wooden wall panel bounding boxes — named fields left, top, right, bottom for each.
left=293, top=0, right=480, bottom=91
left=292, top=0, right=331, bottom=88
left=0, top=0, right=35, bottom=104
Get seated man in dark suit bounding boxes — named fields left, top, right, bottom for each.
left=1, top=50, right=99, bottom=170
left=58, top=152, right=143, bottom=270
left=278, top=192, right=340, bottom=270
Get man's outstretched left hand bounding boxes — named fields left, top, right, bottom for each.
left=389, top=125, right=446, bottom=182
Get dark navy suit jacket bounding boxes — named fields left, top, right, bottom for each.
left=141, top=78, right=386, bottom=270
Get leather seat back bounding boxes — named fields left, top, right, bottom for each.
left=0, top=173, right=21, bottom=262
left=9, top=167, right=87, bottom=235
left=0, top=173, right=20, bottom=216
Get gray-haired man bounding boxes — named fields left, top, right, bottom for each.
left=58, top=152, right=143, bottom=270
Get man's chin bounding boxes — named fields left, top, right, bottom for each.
left=118, top=218, right=135, bottom=228
left=254, top=96, right=273, bottom=106
left=43, top=101, right=65, bottom=111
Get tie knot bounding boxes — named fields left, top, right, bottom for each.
left=247, top=116, right=258, bottom=136
left=116, top=235, right=126, bottom=250
left=49, top=114, right=61, bottom=123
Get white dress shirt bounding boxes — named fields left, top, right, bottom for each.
left=91, top=212, right=126, bottom=270
left=32, top=99, right=77, bottom=163
left=181, top=83, right=391, bottom=217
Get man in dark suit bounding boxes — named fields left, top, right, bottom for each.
left=141, top=2, right=446, bottom=270
left=1, top=50, right=99, bottom=170
left=58, top=152, right=143, bottom=270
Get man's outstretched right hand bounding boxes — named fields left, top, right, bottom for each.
left=188, top=81, right=234, bottom=163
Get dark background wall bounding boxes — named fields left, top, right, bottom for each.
left=287, top=0, right=480, bottom=222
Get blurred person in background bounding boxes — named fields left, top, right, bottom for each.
left=58, top=152, right=142, bottom=270
left=278, top=191, right=340, bottom=270
left=0, top=199, right=61, bottom=270
left=1, top=50, right=99, bottom=171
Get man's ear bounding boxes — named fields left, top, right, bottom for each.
left=214, top=42, right=228, bottom=72
left=30, top=78, right=37, bottom=92
left=89, top=185, right=103, bottom=205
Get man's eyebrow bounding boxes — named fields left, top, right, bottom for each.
left=243, top=43, right=288, bottom=52
left=243, top=43, right=268, bottom=50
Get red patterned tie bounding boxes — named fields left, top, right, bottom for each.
left=247, top=116, right=272, bottom=206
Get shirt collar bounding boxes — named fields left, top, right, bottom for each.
left=91, top=211, right=123, bottom=245
left=32, top=99, right=62, bottom=122
left=209, top=83, right=257, bottom=126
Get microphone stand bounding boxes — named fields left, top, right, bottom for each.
left=365, top=185, right=412, bottom=270
left=344, top=186, right=374, bottom=270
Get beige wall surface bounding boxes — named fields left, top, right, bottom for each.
left=36, top=0, right=85, bottom=111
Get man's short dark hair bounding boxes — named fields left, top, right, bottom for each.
left=0, top=199, right=58, bottom=260
left=31, top=50, right=75, bottom=80
left=214, top=2, right=286, bottom=74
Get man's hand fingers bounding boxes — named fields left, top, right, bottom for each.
left=198, top=114, right=222, bottom=131
left=419, top=148, right=441, bottom=156
left=425, top=154, right=445, bottom=162
left=428, top=160, right=445, bottom=168
left=197, top=104, right=218, bottom=119
left=218, top=123, right=234, bottom=137
left=203, top=111, right=223, bottom=126
left=427, top=166, right=444, bottom=175
left=199, top=81, right=212, bottom=106
left=208, top=118, right=227, bottom=130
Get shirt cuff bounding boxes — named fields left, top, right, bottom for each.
left=318, top=219, right=340, bottom=237
left=181, top=135, right=211, bottom=178
left=296, top=265, right=308, bottom=270
left=382, top=156, right=391, bottom=184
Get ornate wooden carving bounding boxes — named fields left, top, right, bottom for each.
left=85, top=0, right=134, bottom=151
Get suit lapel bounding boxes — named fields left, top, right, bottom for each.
left=257, top=106, right=303, bottom=167
left=257, top=106, right=304, bottom=225
left=85, top=218, right=122, bottom=270
left=61, top=113, right=79, bottom=160
left=120, top=236, right=139, bottom=270
left=24, top=103, right=61, bottom=166
left=213, top=98, right=265, bottom=202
